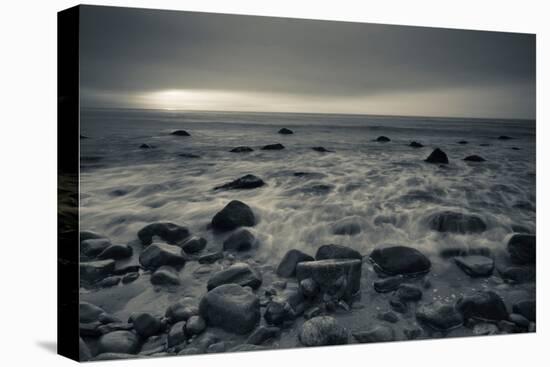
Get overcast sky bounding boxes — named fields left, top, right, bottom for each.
left=79, top=5, right=536, bottom=119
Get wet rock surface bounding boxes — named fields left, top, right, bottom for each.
left=97, top=331, right=140, bottom=355
left=137, top=222, right=190, bottom=246
left=456, top=291, right=509, bottom=322
left=425, top=148, right=449, bottom=164
left=276, top=249, right=314, bottom=277
left=428, top=211, right=486, bottom=234
left=454, top=255, right=494, bottom=277
left=296, top=258, right=362, bottom=297
left=139, top=243, right=186, bottom=270
left=369, top=246, right=431, bottom=276
left=211, top=200, right=256, bottom=232
left=299, top=316, right=348, bottom=346
left=206, top=262, right=262, bottom=290
left=214, top=174, right=265, bottom=190
left=315, top=244, right=362, bottom=260
left=223, top=228, right=256, bottom=251
left=507, top=234, right=536, bottom=264
left=261, top=143, right=285, bottom=150
left=416, top=302, right=463, bottom=331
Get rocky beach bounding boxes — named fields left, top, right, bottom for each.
left=77, top=108, right=536, bottom=361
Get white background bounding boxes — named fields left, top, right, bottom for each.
left=0, top=0, right=548, bottom=365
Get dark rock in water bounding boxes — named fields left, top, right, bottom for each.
left=316, top=244, right=362, bottom=260
left=296, top=259, right=362, bottom=297
left=425, top=148, right=449, bottom=164
left=416, top=302, right=463, bottom=331
left=167, top=321, right=187, bottom=348
left=498, top=266, right=536, bottom=283
left=139, top=243, right=186, bottom=270
left=139, top=143, right=153, bottom=149
left=215, top=174, right=265, bottom=190
left=230, top=146, right=254, bottom=153
left=98, top=276, right=121, bottom=288
left=396, top=284, right=423, bottom=302
left=299, top=316, right=348, bottom=346
left=211, top=200, right=256, bottom=232
left=511, top=147, right=521, bottom=150
left=178, top=153, right=200, bottom=158
left=207, top=262, right=262, bottom=290
left=507, top=234, right=536, bottom=264
left=427, top=211, right=486, bottom=234
left=480, top=143, right=491, bottom=147
left=170, top=130, right=190, bottom=136
left=512, top=300, right=535, bottom=322
left=80, top=230, right=104, bottom=243
left=80, top=302, right=106, bottom=323
left=180, top=236, right=207, bottom=254
left=223, top=228, right=256, bottom=251
left=261, top=143, right=285, bottom=150
left=409, top=141, right=424, bottom=148
left=297, top=183, right=334, bottom=196
left=97, top=331, right=140, bottom=355
left=80, top=134, right=89, bottom=139
left=454, top=255, right=494, bottom=277
left=439, top=246, right=492, bottom=259
left=207, top=341, right=226, bottom=354
left=276, top=249, right=314, bottom=277
left=199, top=284, right=260, bottom=334
left=378, top=311, right=399, bottom=323
left=353, top=325, right=395, bottom=343
left=81, top=238, right=112, bottom=258
left=97, top=244, right=133, bottom=260
left=80, top=260, right=115, bottom=283
left=229, top=344, right=266, bottom=352
left=331, top=218, right=362, bottom=236
left=498, top=135, right=513, bottom=140
left=457, top=140, right=468, bottom=144
left=198, top=251, right=224, bottom=264
left=375, top=136, right=391, bottom=142
left=122, top=272, right=140, bottom=284
left=137, top=222, right=190, bottom=246
left=498, top=320, right=522, bottom=333
left=79, top=338, right=92, bottom=361
left=246, top=326, right=281, bottom=345
left=509, top=313, right=530, bottom=328
left=113, top=263, right=141, bottom=275
left=186, top=315, right=206, bottom=336
left=300, top=278, right=320, bottom=299
left=311, top=146, right=333, bottom=153
left=369, top=246, right=431, bottom=276
left=464, top=155, right=486, bottom=162
left=456, top=291, right=508, bottom=321
left=278, top=128, right=294, bottom=135
left=373, top=275, right=404, bottom=293
left=264, top=300, right=295, bottom=325
left=133, top=313, right=162, bottom=338
left=151, top=265, right=180, bottom=286
left=472, top=322, right=499, bottom=336
left=404, top=327, right=423, bottom=340
left=165, top=302, right=198, bottom=323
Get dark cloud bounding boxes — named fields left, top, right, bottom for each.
left=79, top=5, right=535, bottom=118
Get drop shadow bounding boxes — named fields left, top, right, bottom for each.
left=36, top=340, right=57, bottom=354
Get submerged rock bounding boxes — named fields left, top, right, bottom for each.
left=97, top=331, right=140, bottom=355
left=137, top=222, right=190, bottom=246
left=369, top=246, right=431, bottom=276
left=139, top=243, right=186, bottom=270
left=427, top=211, right=486, bottom=234
left=199, top=284, right=261, bottom=334
left=425, top=148, right=449, bottom=164
left=353, top=325, right=395, bottom=343
left=214, top=174, right=265, bottom=190
left=80, top=260, right=115, bottom=283
left=299, top=316, right=348, bottom=346
left=454, top=255, right=494, bottom=277
left=498, top=135, right=513, bottom=140
left=276, top=249, right=314, bottom=277
left=312, top=146, right=333, bottom=153
left=409, top=141, right=424, bottom=148
left=132, top=313, right=162, bottom=338
left=139, top=143, right=153, bottom=149
left=170, top=130, right=190, bottom=136
left=223, top=228, right=256, bottom=251
left=207, top=262, right=262, bottom=290
left=151, top=265, right=180, bottom=286
left=296, top=258, right=362, bottom=297
left=211, top=200, right=256, bottom=232
left=315, top=244, right=362, bottom=260
left=178, top=152, right=200, bottom=158
left=375, top=136, right=391, bottom=142
left=80, top=230, right=105, bottom=242
left=456, top=291, right=508, bottom=321
left=473, top=322, right=500, bottom=336
left=331, top=218, right=362, bottom=236
left=230, top=146, right=254, bottom=153
left=507, top=234, right=536, bottom=264
left=464, top=155, right=486, bottom=162
left=278, top=128, right=293, bottom=135
left=97, top=244, right=133, bottom=260
left=457, top=140, right=468, bottom=145
left=416, top=302, right=463, bottom=331
left=180, top=236, right=207, bottom=254
left=261, top=143, right=285, bottom=150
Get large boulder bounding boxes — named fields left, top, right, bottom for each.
left=223, top=229, right=256, bottom=251
left=206, top=263, right=262, bottom=290
left=211, top=200, right=255, bottom=232
left=199, top=284, right=260, bottom=334
left=137, top=222, right=190, bottom=246
left=214, top=174, right=265, bottom=190
left=80, top=259, right=115, bottom=283
left=427, top=211, right=486, bottom=234
left=369, top=246, right=431, bottom=276
left=353, top=325, right=395, bottom=343
left=425, top=148, right=449, bottom=164
left=97, top=244, right=133, bottom=260
left=139, top=243, right=186, bottom=270
left=454, top=255, right=494, bottom=277
left=416, top=302, right=463, bottom=331
left=315, top=244, right=362, bottom=261
left=507, top=234, right=536, bottom=264
left=150, top=265, right=181, bottom=286
left=132, top=313, right=162, bottom=338
left=97, top=331, right=140, bottom=355
left=299, top=316, right=348, bottom=346
left=456, top=291, right=509, bottom=321
left=276, top=249, right=314, bottom=277
left=296, top=259, right=362, bottom=298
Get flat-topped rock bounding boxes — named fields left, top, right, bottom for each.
left=139, top=243, right=186, bottom=270
left=276, top=249, right=314, bottom=277
left=211, top=200, right=256, bottom=232
left=369, top=246, right=431, bottom=276
left=137, top=222, right=190, bottom=246
left=207, top=262, right=262, bottom=290
left=427, top=211, right=486, bottom=234
left=296, top=258, right=362, bottom=297
left=312, top=146, right=333, bottom=153
left=454, top=255, right=494, bottom=277
left=80, top=301, right=106, bottom=323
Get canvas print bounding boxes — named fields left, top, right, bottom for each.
left=62, top=5, right=536, bottom=362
